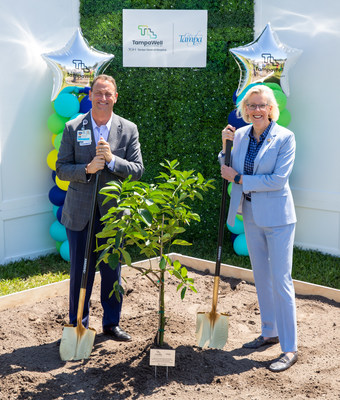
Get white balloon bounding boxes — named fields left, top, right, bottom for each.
left=230, top=23, right=302, bottom=96
left=42, top=28, right=114, bottom=100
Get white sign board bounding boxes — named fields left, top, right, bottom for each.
left=149, top=348, right=176, bottom=367
left=123, top=9, right=207, bottom=67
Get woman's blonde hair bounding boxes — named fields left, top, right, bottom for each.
left=237, top=85, right=280, bottom=123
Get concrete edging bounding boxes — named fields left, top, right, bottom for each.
left=0, top=253, right=339, bottom=311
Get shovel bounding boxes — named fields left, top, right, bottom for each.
left=59, top=172, right=101, bottom=361
left=196, top=139, right=232, bottom=349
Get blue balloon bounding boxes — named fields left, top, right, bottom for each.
left=236, top=83, right=262, bottom=106
left=52, top=205, right=59, bottom=218
left=232, top=90, right=238, bottom=105
left=79, top=86, right=90, bottom=94
left=233, top=233, right=249, bottom=256
left=227, top=216, right=244, bottom=235
left=69, top=112, right=83, bottom=120
left=48, top=185, right=66, bottom=206
left=60, top=86, right=79, bottom=95
left=55, top=93, right=80, bottom=118
left=230, top=232, right=237, bottom=244
left=56, top=205, right=63, bottom=223
left=79, top=95, right=92, bottom=113
left=60, top=240, right=70, bottom=262
left=50, top=220, right=67, bottom=242
left=51, top=170, right=56, bottom=183
left=228, top=109, right=248, bottom=129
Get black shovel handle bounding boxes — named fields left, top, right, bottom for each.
left=80, top=171, right=101, bottom=290
left=215, top=140, right=233, bottom=278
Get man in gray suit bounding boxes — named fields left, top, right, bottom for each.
left=56, top=74, right=144, bottom=341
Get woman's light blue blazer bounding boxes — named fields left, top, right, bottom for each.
left=227, top=121, right=297, bottom=228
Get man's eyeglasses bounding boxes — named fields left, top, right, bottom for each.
left=246, top=104, right=269, bottom=111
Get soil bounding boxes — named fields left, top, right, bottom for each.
left=0, top=266, right=339, bottom=400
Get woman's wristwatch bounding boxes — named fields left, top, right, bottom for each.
left=234, top=174, right=241, bottom=184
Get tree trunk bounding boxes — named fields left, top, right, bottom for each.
left=157, top=270, right=165, bottom=346
left=157, top=214, right=165, bottom=346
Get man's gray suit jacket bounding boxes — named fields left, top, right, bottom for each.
left=56, top=111, right=144, bottom=231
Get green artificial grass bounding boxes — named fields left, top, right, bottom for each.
left=178, top=239, right=340, bottom=289
left=0, top=241, right=339, bottom=296
left=0, top=254, right=70, bottom=296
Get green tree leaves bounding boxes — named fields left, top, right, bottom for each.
left=96, top=160, right=214, bottom=344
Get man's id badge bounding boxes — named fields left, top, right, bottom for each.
left=77, top=129, right=92, bottom=146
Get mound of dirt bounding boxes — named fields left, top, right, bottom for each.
left=0, top=267, right=339, bottom=399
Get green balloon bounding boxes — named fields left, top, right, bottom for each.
left=55, top=240, right=62, bottom=252
left=273, top=90, right=287, bottom=111
left=236, top=214, right=243, bottom=221
left=277, top=108, right=291, bottom=127
left=54, top=132, right=63, bottom=150
left=264, top=82, right=282, bottom=92
left=228, top=182, right=232, bottom=196
left=47, top=113, right=69, bottom=134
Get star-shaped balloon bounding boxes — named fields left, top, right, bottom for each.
left=42, top=28, right=114, bottom=100
left=230, top=23, right=302, bottom=96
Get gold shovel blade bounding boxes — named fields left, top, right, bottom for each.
left=59, top=324, right=96, bottom=361
left=196, top=312, right=228, bottom=349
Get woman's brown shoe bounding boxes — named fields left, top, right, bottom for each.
left=242, top=335, right=279, bottom=349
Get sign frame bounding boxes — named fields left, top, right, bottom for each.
left=123, top=9, right=208, bottom=68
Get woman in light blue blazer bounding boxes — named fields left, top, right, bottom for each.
left=220, top=85, right=298, bottom=372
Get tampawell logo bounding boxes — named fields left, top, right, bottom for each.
left=138, top=25, right=157, bottom=39
left=132, top=25, right=163, bottom=47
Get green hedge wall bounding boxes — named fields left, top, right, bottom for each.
left=80, top=0, right=254, bottom=242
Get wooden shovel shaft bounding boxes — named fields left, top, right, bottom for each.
left=59, top=171, right=100, bottom=362
left=195, top=139, right=232, bottom=349
left=75, top=172, right=101, bottom=325
left=211, top=139, right=232, bottom=312
left=77, top=288, right=86, bottom=326
left=80, top=173, right=101, bottom=292
left=211, top=276, right=220, bottom=314
left=214, top=140, right=232, bottom=278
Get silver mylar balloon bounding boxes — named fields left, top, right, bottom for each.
left=42, top=28, right=114, bottom=100
left=230, top=23, right=302, bottom=96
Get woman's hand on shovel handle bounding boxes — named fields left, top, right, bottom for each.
left=222, top=124, right=236, bottom=151
left=221, top=164, right=240, bottom=183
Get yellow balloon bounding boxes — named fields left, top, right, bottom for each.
left=46, top=149, right=58, bottom=171
left=51, top=134, right=57, bottom=146
left=78, top=93, right=86, bottom=102
left=56, top=176, right=70, bottom=191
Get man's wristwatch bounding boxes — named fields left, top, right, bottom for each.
left=234, top=174, right=241, bottom=184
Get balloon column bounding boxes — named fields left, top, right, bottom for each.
left=42, top=28, right=114, bottom=261
left=226, top=23, right=302, bottom=256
